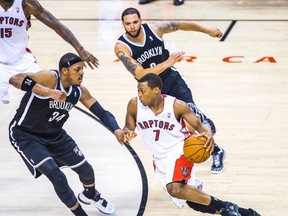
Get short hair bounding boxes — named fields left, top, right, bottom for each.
left=121, top=7, right=141, bottom=21
left=58, top=53, right=81, bottom=70
left=138, top=73, right=163, bottom=90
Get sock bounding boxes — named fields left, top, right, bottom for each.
left=71, top=204, right=88, bottom=216
left=212, top=144, right=221, bottom=154
left=83, top=185, right=96, bottom=199
left=208, top=196, right=226, bottom=212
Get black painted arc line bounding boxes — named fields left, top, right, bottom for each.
left=220, top=20, right=237, bottom=42
left=74, top=105, right=148, bottom=216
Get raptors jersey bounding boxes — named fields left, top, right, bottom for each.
left=12, top=70, right=82, bottom=137
left=0, top=0, right=29, bottom=63
left=136, top=95, right=187, bottom=158
left=117, top=23, right=171, bottom=77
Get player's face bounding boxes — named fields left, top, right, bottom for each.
left=122, top=14, right=142, bottom=38
left=65, top=62, right=84, bottom=86
left=137, top=82, right=156, bottom=106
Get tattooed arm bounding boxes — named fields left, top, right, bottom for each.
left=151, top=21, right=222, bottom=38
left=114, top=42, right=184, bottom=80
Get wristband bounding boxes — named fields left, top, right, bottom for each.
left=21, top=76, right=37, bottom=91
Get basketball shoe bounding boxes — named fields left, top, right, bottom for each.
left=247, top=208, right=261, bottom=216
left=78, top=190, right=115, bottom=215
left=220, top=203, right=241, bottom=216
left=211, top=148, right=226, bottom=174
left=174, top=0, right=185, bottom=5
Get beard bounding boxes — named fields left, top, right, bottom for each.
left=126, top=28, right=141, bottom=38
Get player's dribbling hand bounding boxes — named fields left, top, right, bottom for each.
left=199, top=132, right=215, bottom=154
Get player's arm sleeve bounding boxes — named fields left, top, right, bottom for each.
left=89, top=101, right=120, bottom=133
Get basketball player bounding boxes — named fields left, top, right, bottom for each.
left=8, top=53, right=135, bottom=216
left=115, top=7, right=226, bottom=174
left=139, top=0, right=185, bottom=6
left=123, top=73, right=261, bottom=216
left=0, top=0, right=99, bottom=104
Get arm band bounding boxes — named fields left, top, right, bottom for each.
left=21, top=76, right=37, bottom=91
left=89, top=101, right=120, bottom=133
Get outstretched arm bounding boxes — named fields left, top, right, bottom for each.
left=152, top=21, right=222, bottom=38
left=24, top=0, right=99, bottom=69
left=80, top=86, right=136, bottom=144
left=115, top=43, right=184, bottom=80
left=9, top=71, right=67, bottom=102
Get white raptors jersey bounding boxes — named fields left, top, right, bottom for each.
left=0, top=0, right=29, bottom=63
left=136, top=95, right=186, bottom=158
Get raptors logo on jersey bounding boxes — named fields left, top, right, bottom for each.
left=0, top=0, right=29, bottom=63
left=136, top=95, right=187, bottom=158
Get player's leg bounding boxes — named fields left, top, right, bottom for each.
left=37, top=160, right=88, bottom=216
left=156, top=153, right=240, bottom=215
left=8, top=124, right=86, bottom=216
left=55, top=133, right=115, bottom=215
left=72, top=162, right=115, bottom=215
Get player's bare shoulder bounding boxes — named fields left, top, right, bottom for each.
left=173, top=98, right=190, bottom=117
left=23, top=0, right=43, bottom=15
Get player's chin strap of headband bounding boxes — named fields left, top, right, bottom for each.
left=59, top=57, right=82, bottom=70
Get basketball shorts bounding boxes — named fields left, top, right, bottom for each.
left=0, top=50, right=40, bottom=104
left=153, top=152, right=203, bottom=208
left=9, top=121, right=86, bottom=178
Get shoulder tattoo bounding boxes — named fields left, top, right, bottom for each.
left=117, top=51, right=137, bottom=76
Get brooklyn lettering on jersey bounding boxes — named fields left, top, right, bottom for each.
left=0, top=16, right=24, bottom=27
left=49, top=100, right=74, bottom=112
left=136, top=46, right=163, bottom=65
left=138, top=119, right=175, bottom=131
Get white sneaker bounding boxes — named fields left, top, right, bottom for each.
left=78, top=191, right=115, bottom=215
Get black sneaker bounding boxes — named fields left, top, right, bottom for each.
left=211, top=148, right=226, bottom=174
left=247, top=208, right=261, bottom=216
left=174, top=0, right=185, bottom=5
left=220, top=203, right=241, bottom=216
left=139, top=0, right=152, bottom=4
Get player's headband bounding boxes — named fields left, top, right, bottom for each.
left=59, top=57, right=82, bottom=70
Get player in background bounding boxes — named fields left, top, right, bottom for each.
left=122, top=73, right=261, bottom=216
left=115, top=7, right=226, bottom=174
left=0, top=0, right=98, bottom=104
left=8, top=52, right=135, bottom=216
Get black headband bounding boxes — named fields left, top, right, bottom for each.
left=59, top=57, right=82, bottom=70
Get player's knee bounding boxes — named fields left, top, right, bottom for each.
left=74, top=161, right=95, bottom=185
left=48, top=168, right=77, bottom=207
left=166, top=183, right=183, bottom=198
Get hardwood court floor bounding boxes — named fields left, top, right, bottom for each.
left=0, top=0, right=288, bottom=215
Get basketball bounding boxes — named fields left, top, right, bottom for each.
left=183, top=135, right=210, bottom=163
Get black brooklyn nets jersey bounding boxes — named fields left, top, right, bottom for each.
left=117, top=23, right=170, bottom=76
left=12, top=70, right=82, bottom=136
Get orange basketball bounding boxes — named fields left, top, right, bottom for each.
left=183, top=135, right=210, bottom=163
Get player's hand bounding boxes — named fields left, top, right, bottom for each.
left=50, top=90, right=67, bottom=103
left=114, top=128, right=137, bottom=145
left=78, top=49, right=99, bottom=69
left=207, top=27, right=223, bottom=38
left=199, top=132, right=215, bottom=154
left=165, top=51, right=185, bottom=67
